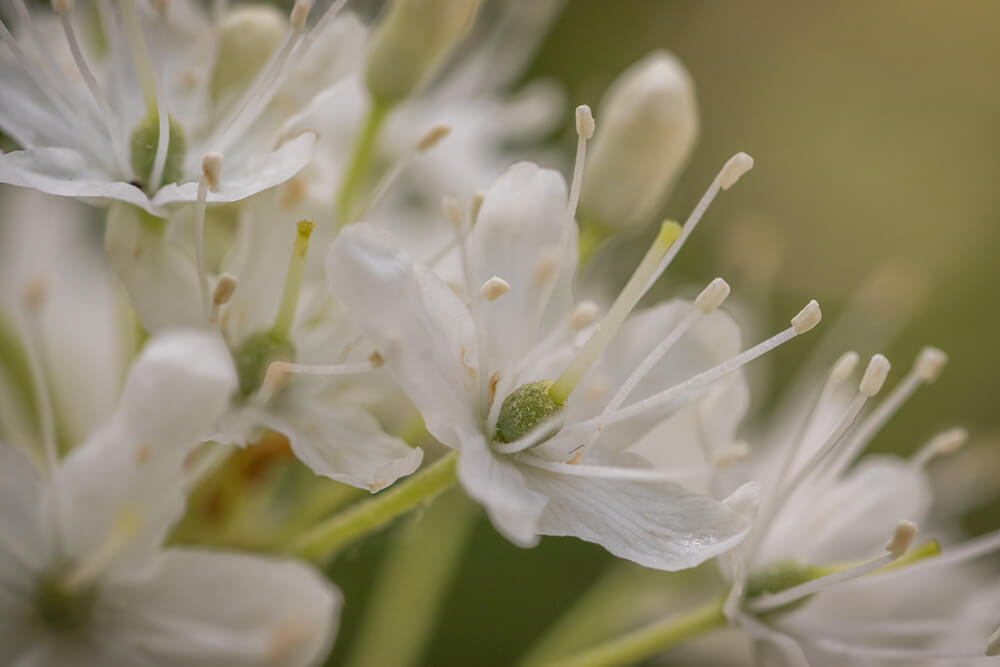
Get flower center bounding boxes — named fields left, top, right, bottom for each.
left=35, top=571, right=96, bottom=633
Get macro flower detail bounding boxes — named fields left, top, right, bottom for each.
left=325, top=148, right=826, bottom=570
left=0, top=0, right=364, bottom=215
left=0, top=330, right=339, bottom=665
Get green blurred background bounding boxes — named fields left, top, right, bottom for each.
left=324, top=2, right=1000, bottom=665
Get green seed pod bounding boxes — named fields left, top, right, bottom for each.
left=129, top=113, right=188, bottom=191
left=233, top=331, right=295, bottom=399
left=495, top=380, right=564, bottom=444
left=364, top=0, right=482, bottom=107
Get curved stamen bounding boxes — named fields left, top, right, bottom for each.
left=911, top=426, right=968, bottom=469
left=517, top=453, right=712, bottom=483
left=194, top=152, right=222, bottom=321
left=567, top=104, right=594, bottom=219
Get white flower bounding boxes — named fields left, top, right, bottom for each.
left=0, top=0, right=364, bottom=215
left=323, top=154, right=822, bottom=570
left=0, top=330, right=339, bottom=665
left=103, top=185, right=421, bottom=492
left=713, top=346, right=1000, bottom=664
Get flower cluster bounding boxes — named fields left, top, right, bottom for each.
left=0, top=1, right=996, bottom=665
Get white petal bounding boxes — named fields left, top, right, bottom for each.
left=0, top=148, right=155, bottom=211
left=457, top=430, right=547, bottom=548
left=104, top=203, right=205, bottom=333
left=254, top=395, right=422, bottom=492
left=105, top=549, right=339, bottom=667
left=326, top=223, right=479, bottom=446
left=46, top=331, right=236, bottom=569
left=152, top=132, right=317, bottom=210
left=468, top=161, right=574, bottom=375
left=519, top=460, right=755, bottom=570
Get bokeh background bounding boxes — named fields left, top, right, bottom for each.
left=326, top=2, right=1000, bottom=665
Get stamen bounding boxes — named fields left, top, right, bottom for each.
left=642, top=153, right=754, bottom=295
left=61, top=507, right=142, bottom=592
left=258, top=359, right=376, bottom=403
left=567, top=104, right=594, bottom=219
left=517, top=453, right=713, bottom=483
left=356, top=125, right=452, bottom=222
left=748, top=520, right=916, bottom=613
left=20, top=277, right=59, bottom=475
left=549, top=220, right=683, bottom=404
left=569, top=301, right=601, bottom=332
left=824, top=347, right=945, bottom=478
left=195, top=152, right=222, bottom=321
left=210, top=273, right=238, bottom=324
left=270, top=220, right=314, bottom=340
left=912, top=427, right=968, bottom=468
left=601, top=301, right=822, bottom=427
left=480, top=276, right=511, bottom=302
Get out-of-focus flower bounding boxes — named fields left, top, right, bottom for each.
left=0, top=0, right=363, bottom=215
left=0, top=330, right=339, bottom=665
left=104, top=173, right=421, bottom=492
left=325, top=149, right=821, bottom=569
left=578, top=50, right=698, bottom=236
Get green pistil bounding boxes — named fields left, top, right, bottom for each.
left=35, top=574, right=95, bottom=633
left=495, top=380, right=564, bottom=444
left=129, top=113, right=187, bottom=191
left=233, top=332, right=295, bottom=400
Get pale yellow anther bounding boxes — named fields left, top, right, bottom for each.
left=719, top=152, right=754, bottom=190
left=212, top=274, right=238, bottom=306
left=470, top=190, right=485, bottom=224
left=695, top=277, right=730, bottom=314
left=480, top=276, right=511, bottom=302
left=51, top=0, right=74, bottom=14
left=416, top=125, right=451, bottom=152
left=570, top=301, right=601, bottom=332
left=790, top=299, right=822, bottom=334
left=915, top=346, right=948, bottom=382
left=201, top=151, right=223, bottom=190
left=290, top=0, right=312, bottom=32
left=830, top=350, right=860, bottom=384
left=575, top=105, right=595, bottom=140
left=885, top=520, right=917, bottom=558
left=442, top=195, right=464, bottom=230
left=860, top=354, right=891, bottom=397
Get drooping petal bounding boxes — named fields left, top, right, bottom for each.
left=151, top=132, right=317, bottom=211
left=253, top=395, right=422, bottom=493
left=467, top=161, right=575, bottom=376
left=456, top=430, right=547, bottom=548
left=326, top=223, right=479, bottom=446
left=46, top=331, right=236, bottom=570
left=104, top=549, right=339, bottom=667
left=519, top=460, right=757, bottom=570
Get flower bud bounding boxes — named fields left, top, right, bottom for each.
left=578, top=51, right=698, bottom=232
left=210, top=5, right=287, bottom=105
left=364, top=0, right=482, bottom=107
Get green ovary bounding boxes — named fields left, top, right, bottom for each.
left=129, top=113, right=188, bottom=191
left=36, top=574, right=95, bottom=633
left=495, top=380, right=564, bottom=444
left=233, top=332, right=295, bottom=399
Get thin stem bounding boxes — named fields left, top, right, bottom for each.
left=545, top=597, right=726, bottom=667
left=286, top=451, right=459, bottom=562
left=336, top=102, right=390, bottom=225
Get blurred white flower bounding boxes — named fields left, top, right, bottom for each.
left=0, top=0, right=364, bottom=215
left=324, top=152, right=822, bottom=569
left=104, top=186, right=421, bottom=492
left=0, top=330, right=339, bottom=665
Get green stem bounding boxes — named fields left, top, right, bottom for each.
left=545, top=596, right=726, bottom=667
left=286, top=450, right=459, bottom=562
left=344, top=488, right=478, bottom=667
left=336, top=101, right=389, bottom=225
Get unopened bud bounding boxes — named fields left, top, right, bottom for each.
left=365, top=0, right=482, bottom=107
left=210, top=5, right=287, bottom=103
left=578, top=51, right=698, bottom=232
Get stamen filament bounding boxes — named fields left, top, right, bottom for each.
left=62, top=507, right=141, bottom=592
left=517, top=454, right=712, bottom=483
left=270, top=220, right=314, bottom=340
left=567, top=105, right=594, bottom=219
left=258, top=359, right=376, bottom=403
left=490, top=414, right=569, bottom=455
left=194, top=153, right=221, bottom=322
left=549, top=221, right=683, bottom=404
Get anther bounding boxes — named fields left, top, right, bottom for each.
left=416, top=125, right=451, bottom=152
left=576, top=105, right=595, bottom=140
left=915, top=346, right=947, bottom=382
left=695, top=277, right=730, bottom=314
left=210, top=273, right=238, bottom=324
left=202, top=151, right=223, bottom=190
left=791, top=299, right=822, bottom=334
left=860, top=354, right=891, bottom=397
left=885, top=520, right=917, bottom=558
left=368, top=349, right=385, bottom=367
left=830, top=350, right=860, bottom=384
left=480, top=276, right=510, bottom=302
left=719, top=152, right=754, bottom=190
left=470, top=190, right=485, bottom=224
left=442, top=195, right=464, bottom=230
left=913, top=427, right=968, bottom=468
left=532, top=248, right=561, bottom=287
left=290, top=0, right=312, bottom=32
left=570, top=301, right=601, bottom=332
left=51, top=0, right=73, bottom=14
